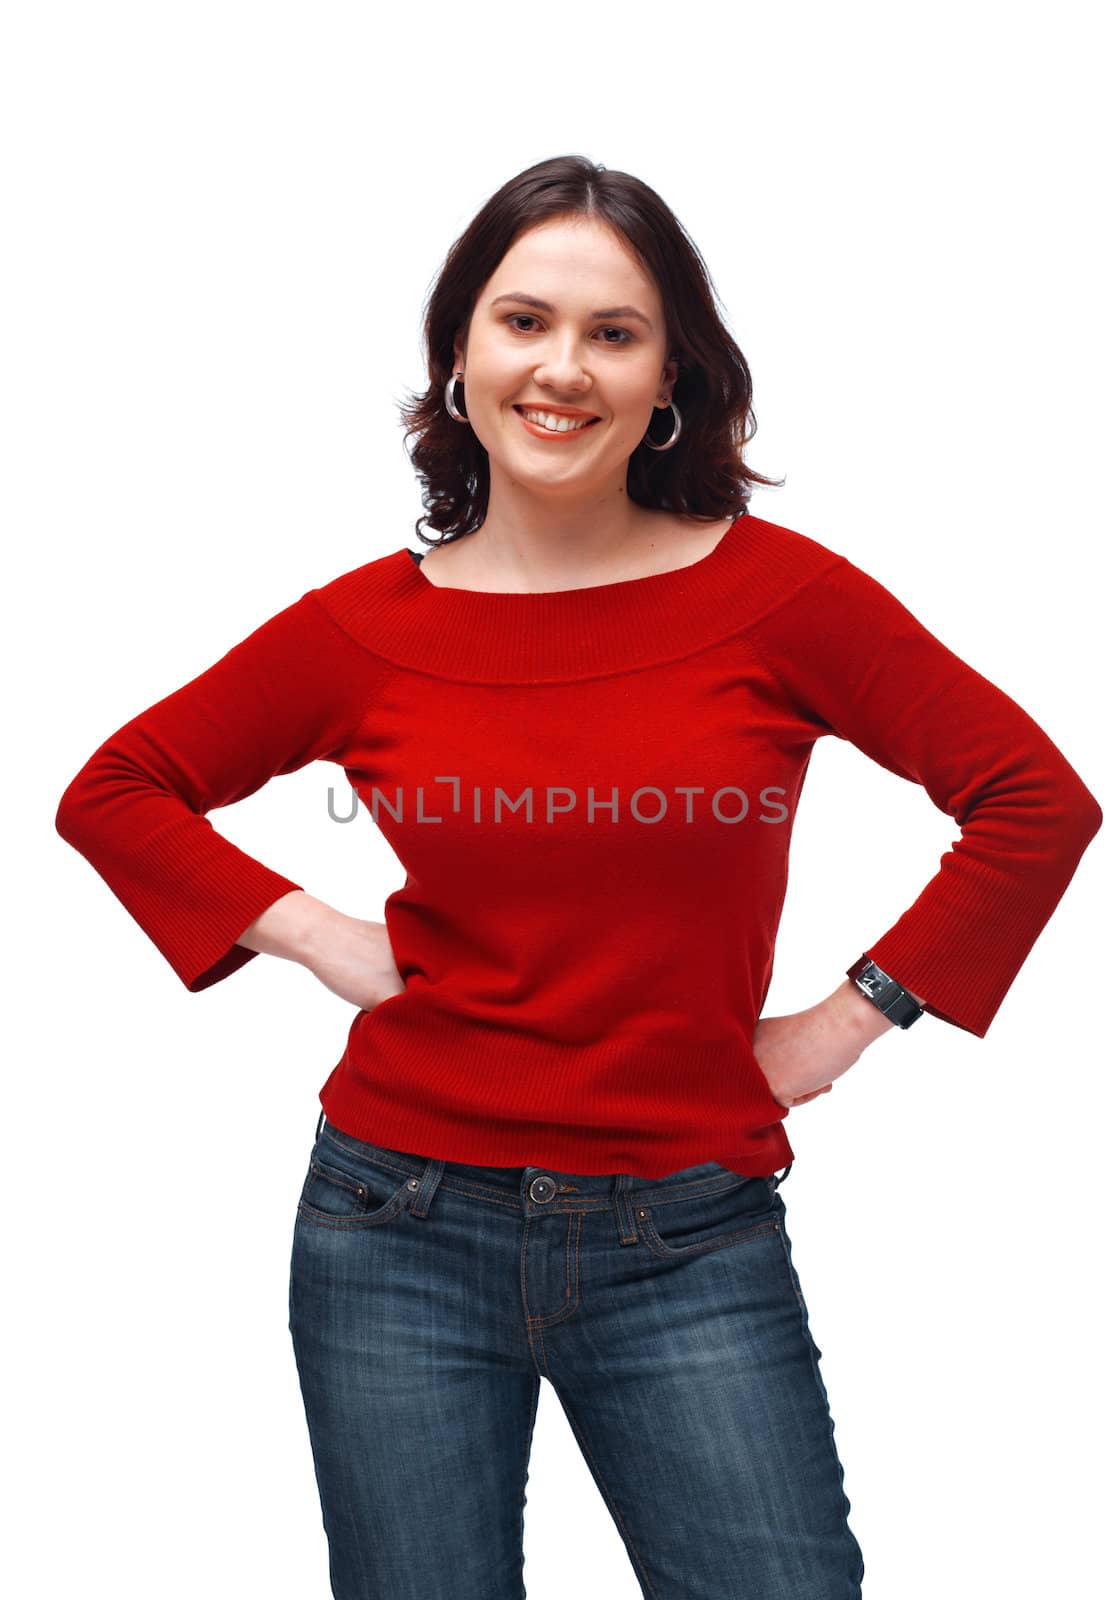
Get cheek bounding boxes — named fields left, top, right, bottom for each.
left=609, top=363, right=667, bottom=419
left=473, top=342, right=529, bottom=393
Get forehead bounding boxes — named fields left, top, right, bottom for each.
left=481, top=217, right=658, bottom=307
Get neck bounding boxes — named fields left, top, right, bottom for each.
left=470, top=487, right=653, bottom=589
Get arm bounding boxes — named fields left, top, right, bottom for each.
left=747, top=554, right=1102, bottom=1041
left=746, top=553, right=1100, bottom=1105
left=55, top=590, right=392, bottom=992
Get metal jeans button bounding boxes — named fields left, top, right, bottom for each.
left=528, top=1175, right=557, bottom=1203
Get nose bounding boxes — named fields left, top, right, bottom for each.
left=533, top=338, right=594, bottom=397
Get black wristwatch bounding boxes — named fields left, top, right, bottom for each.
left=846, top=956, right=924, bottom=1029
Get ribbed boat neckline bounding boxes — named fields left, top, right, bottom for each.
left=318, top=512, right=832, bottom=682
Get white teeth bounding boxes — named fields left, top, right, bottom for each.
left=519, top=408, right=594, bottom=433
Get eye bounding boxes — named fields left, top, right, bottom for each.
left=504, top=313, right=633, bottom=346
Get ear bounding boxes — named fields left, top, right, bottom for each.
left=452, top=332, right=467, bottom=375
left=660, top=354, right=679, bottom=398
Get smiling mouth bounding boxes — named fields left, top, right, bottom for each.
left=513, top=406, right=602, bottom=436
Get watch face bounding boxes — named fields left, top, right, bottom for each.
left=854, top=960, right=890, bottom=996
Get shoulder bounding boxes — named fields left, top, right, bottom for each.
left=305, top=546, right=420, bottom=645
left=739, top=515, right=942, bottom=682
left=736, top=513, right=932, bottom=627
left=729, top=514, right=952, bottom=690
left=736, top=512, right=849, bottom=591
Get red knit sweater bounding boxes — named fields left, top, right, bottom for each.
left=55, top=514, right=1102, bottom=1177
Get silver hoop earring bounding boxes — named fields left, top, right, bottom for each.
left=643, top=399, right=682, bottom=452
left=444, top=372, right=469, bottom=424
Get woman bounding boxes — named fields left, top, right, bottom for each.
left=55, top=155, right=1101, bottom=1599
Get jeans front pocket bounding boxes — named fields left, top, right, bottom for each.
left=296, top=1137, right=415, bottom=1231
left=636, top=1172, right=781, bottom=1260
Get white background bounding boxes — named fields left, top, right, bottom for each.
left=7, top=2, right=1105, bottom=1595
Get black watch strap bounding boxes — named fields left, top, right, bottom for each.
left=846, top=956, right=924, bottom=1029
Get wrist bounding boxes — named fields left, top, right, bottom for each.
left=239, top=890, right=347, bottom=968
left=830, top=977, right=897, bottom=1043
left=847, top=955, right=926, bottom=1031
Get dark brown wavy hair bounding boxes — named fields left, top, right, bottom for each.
left=397, top=154, right=784, bottom=549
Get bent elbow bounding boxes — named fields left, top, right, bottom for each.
left=55, top=757, right=104, bottom=850
left=55, top=771, right=87, bottom=846
left=1051, top=774, right=1103, bottom=867
left=1066, top=771, right=1102, bottom=842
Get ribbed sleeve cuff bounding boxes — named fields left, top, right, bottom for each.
left=121, top=822, right=304, bottom=992
left=865, top=811, right=1101, bottom=1036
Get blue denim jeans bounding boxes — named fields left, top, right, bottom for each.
left=288, top=1113, right=865, bottom=1599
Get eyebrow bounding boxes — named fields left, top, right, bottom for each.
left=489, top=291, right=654, bottom=331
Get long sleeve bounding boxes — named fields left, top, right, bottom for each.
left=744, top=555, right=1103, bottom=1036
left=55, top=590, right=391, bottom=992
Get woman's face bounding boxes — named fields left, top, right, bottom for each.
left=453, top=215, right=678, bottom=502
